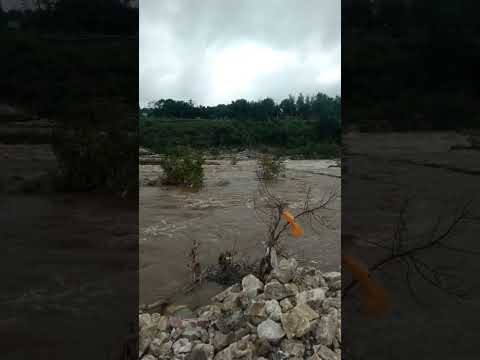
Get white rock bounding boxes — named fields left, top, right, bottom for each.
left=139, top=324, right=158, bottom=356
left=323, top=272, right=341, bottom=285
left=265, top=299, right=282, bottom=321
left=322, top=298, right=341, bottom=311
left=139, top=313, right=152, bottom=329
left=316, top=344, right=340, bottom=360
left=280, top=338, right=305, bottom=358
left=173, top=338, right=192, bottom=354
left=315, top=312, right=338, bottom=346
left=296, top=288, right=325, bottom=308
left=257, top=319, right=286, bottom=343
left=148, top=332, right=169, bottom=356
left=272, top=258, right=298, bottom=283
left=241, top=274, right=264, bottom=299
left=280, top=298, right=294, bottom=312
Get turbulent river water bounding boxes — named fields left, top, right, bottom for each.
left=139, top=159, right=341, bottom=308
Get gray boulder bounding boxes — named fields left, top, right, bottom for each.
left=212, top=331, right=235, bottom=351
left=173, top=338, right=193, bottom=354
left=213, top=335, right=255, bottom=360
left=142, top=355, right=156, bottom=360
left=189, top=343, right=214, bottom=360
left=139, top=313, right=152, bottom=329
left=281, top=303, right=319, bottom=339
left=315, top=344, right=340, bottom=360
left=265, top=299, right=282, bottom=321
left=296, top=288, right=325, bottom=309
left=148, top=332, right=170, bottom=357
left=241, top=274, right=264, bottom=296
left=272, top=258, right=298, bottom=283
left=279, top=298, right=294, bottom=312
left=314, top=311, right=338, bottom=346
left=264, top=280, right=293, bottom=300
left=280, top=339, right=305, bottom=358
left=245, top=300, right=268, bottom=325
left=322, top=272, right=341, bottom=286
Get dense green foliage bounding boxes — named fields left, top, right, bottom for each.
left=343, top=0, right=480, bottom=131
left=256, top=154, right=286, bottom=181
left=159, top=147, right=205, bottom=189
left=141, top=116, right=340, bottom=159
left=140, top=94, right=341, bottom=159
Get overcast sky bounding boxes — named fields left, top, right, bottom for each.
left=140, top=0, right=340, bottom=107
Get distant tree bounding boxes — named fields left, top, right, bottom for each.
left=279, top=95, right=296, bottom=116
left=230, top=99, right=250, bottom=119
left=257, top=98, right=277, bottom=120
left=312, top=93, right=333, bottom=121
left=296, top=93, right=309, bottom=119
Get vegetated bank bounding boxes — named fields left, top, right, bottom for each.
left=140, top=94, right=341, bottom=160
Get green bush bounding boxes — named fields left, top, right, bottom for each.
left=52, top=122, right=137, bottom=196
left=256, top=154, right=286, bottom=181
left=160, top=147, right=205, bottom=188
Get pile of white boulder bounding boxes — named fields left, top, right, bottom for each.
left=139, top=258, right=341, bottom=360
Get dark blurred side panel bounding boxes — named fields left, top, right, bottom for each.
left=0, top=1, right=138, bottom=359
left=342, top=1, right=480, bottom=359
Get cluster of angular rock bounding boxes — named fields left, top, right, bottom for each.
left=139, top=258, right=341, bottom=359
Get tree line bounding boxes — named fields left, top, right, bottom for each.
left=142, top=93, right=340, bottom=123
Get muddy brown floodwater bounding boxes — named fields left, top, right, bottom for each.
left=342, top=131, right=480, bottom=359
left=0, top=143, right=138, bottom=359
left=139, top=159, right=341, bottom=308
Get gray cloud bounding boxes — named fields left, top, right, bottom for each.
left=140, top=0, right=340, bottom=106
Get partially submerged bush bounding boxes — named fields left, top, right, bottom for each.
left=51, top=103, right=137, bottom=196
left=160, top=147, right=205, bottom=188
left=52, top=125, right=137, bottom=195
left=256, top=154, right=286, bottom=180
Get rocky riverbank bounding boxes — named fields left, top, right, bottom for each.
left=139, top=258, right=341, bottom=359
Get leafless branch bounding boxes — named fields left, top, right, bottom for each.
left=254, top=174, right=338, bottom=278
left=343, top=199, right=477, bottom=303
